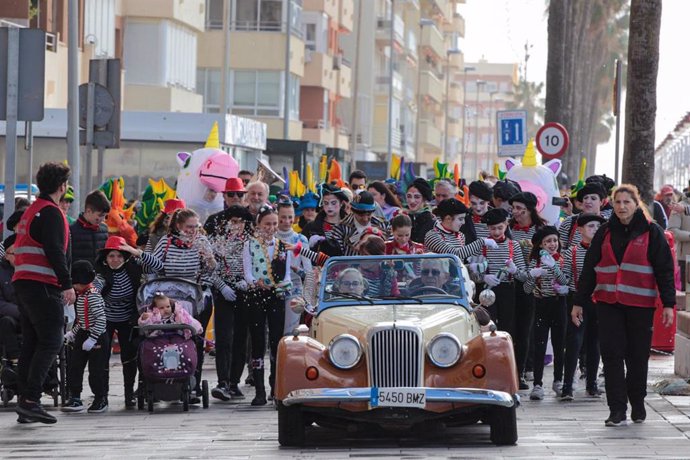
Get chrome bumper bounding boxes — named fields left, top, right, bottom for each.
left=282, top=387, right=518, bottom=408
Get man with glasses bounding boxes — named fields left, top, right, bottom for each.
left=329, top=191, right=390, bottom=256
left=204, top=178, right=247, bottom=238
left=434, top=179, right=458, bottom=205
left=348, top=170, right=367, bottom=191
left=238, top=170, right=253, bottom=187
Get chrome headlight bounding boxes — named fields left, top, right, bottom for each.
left=328, top=334, right=362, bottom=369
left=427, top=333, right=463, bottom=367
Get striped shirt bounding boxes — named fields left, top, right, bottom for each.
left=471, top=214, right=490, bottom=239
left=71, top=287, right=107, bottom=340
left=329, top=214, right=391, bottom=256
left=481, top=239, right=528, bottom=284
left=148, top=234, right=218, bottom=288
left=94, top=252, right=157, bottom=323
left=561, top=242, right=589, bottom=292
left=511, top=223, right=538, bottom=265
left=559, top=209, right=613, bottom=250
left=424, top=221, right=485, bottom=261
left=523, top=256, right=568, bottom=298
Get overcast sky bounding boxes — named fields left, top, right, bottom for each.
left=461, top=0, right=689, bottom=179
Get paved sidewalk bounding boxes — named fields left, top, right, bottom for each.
left=1, top=353, right=689, bottom=459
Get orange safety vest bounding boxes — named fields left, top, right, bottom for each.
left=12, top=198, right=69, bottom=287
left=592, top=230, right=657, bottom=308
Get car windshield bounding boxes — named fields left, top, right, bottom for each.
left=319, top=254, right=468, bottom=310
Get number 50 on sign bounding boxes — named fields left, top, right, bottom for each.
left=536, top=122, right=569, bottom=160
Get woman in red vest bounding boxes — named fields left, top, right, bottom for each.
left=574, top=184, right=675, bottom=427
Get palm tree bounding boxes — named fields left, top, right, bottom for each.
left=506, top=79, right=544, bottom=140
left=621, top=0, right=662, bottom=201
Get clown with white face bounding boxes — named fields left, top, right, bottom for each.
left=468, top=181, right=494, bottom=239
left=558, top=182, right=611, bottom=250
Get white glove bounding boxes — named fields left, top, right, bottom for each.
left=82, top=337, right=97, bottom=351
left=468, top=262, right=481, bottom=273
left=64, top=331, right=76, bottom=343
left=221, top=285, right=237, bottom=301
left=483, top=238, right=498, bottom=249
left=540, top=254, right=556, bottom=268
left=483, top=274, right=500, bottom=288
left=553, top=282, right=570, bottom=295
left=505, top=259, right=518, bottom=275
left=309, top=234, right=326, bottom=248
left=530, top=267, right=545, bottom=278
left=236, top=280, right=248, bottom=291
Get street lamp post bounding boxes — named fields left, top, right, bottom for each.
left=460, top=66, right=475, bottom=173
left=443, top=49, right=461, bottom=163
left=386, top=0, right=396, bottom=175
left=414, top=19, right=435, bottom=163
left=473, top=79, right=486, bottom=177
left=488, top=89, right=498, bottom=171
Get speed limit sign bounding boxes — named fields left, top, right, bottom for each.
left=536, top=122, right=569, bottom=160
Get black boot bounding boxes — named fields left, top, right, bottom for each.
left=250, top=369, right=267, bottom=406
left=124, top=387, right=136, bottom=408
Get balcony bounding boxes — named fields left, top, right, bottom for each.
left=303, top=120, right=336, bottom=147
left=453, top=14, right=466, bottom=37
left=448, top=51, right=463, bottom=69
left=448, top=83, right=462, bottom=104
left=447, top=120, right=462, bottom=138
left=336, top=60, right=352, bottom=98
left=375, top=14, right=405, bottom=47
left=122, top=0, right=205, bottom=32
left=304, top=0, right=339, bottom=22
left=428, top=0, right=449, bottom=20
left=418, top=120, right=442, bottom=149
left=339, top=0, right=354, bottom=32
left=376, top=71, right=404, bottom=100
left=420, top=71, right=443, bottom=104
left=400, top=0, right=420, bottom=11
left=420, top=24, right=445, bottom=59
left=303, top=51, right=337, bottom=93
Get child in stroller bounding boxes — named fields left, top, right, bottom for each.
left=136, top=278, right=209, bottom=412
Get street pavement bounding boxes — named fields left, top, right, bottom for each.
left=1, top=353, right=689, bottom=459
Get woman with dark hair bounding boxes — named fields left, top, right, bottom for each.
left=368, top=181, right=402, bottom=221
left=575, top=184, right=675, bottom=427
left=508, top=191, right=547, bottom=389
left=146, top=198, right=186, bottom=252
left=301, top=184, right=348, bottom=257
left=405, top=178, right=436, bottom=244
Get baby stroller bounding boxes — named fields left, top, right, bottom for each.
left=136, top=278, right=209, bottom=412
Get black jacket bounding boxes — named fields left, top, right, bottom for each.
left=69, top=215, right=109, bottom=266
left=301, top=212, right=343, bottom=257
left=575, top=208, right=676, bottom=308
left=409, top=209, right=435, bottom=244
left=0, top=260, right=19, bottom=320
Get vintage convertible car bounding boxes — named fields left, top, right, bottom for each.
left=275, top=254, right=519, bottom=446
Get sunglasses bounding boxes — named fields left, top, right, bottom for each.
left=353, top=209, right=373, bottom=215
left=351, top=184, right=366, bottom=190
left=421, top=269, right=441, bottom=276
left=341, top=280, right=362, bottom=288
left=225, top=192, right=245, bottom=198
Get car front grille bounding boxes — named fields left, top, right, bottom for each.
left=368, top=326, right=422, bottom=388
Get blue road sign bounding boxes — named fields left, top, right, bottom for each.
left=496, top=110, right=528, bottom=157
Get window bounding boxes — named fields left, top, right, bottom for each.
left=233, top=0, right=301, bottom=33
left=206, top=0, right=224, bottom=29
left=232, top=70, right=281, bottom=116
left=289, top=74, right=300, bottom=120
left=304, top=23, right=316, bottom=50
left=198, top=68, right=223, bottom=112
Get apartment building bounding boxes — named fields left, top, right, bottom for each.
left=654, top=112, right=690, bottom=190
left=462, top=60, right=517, bottom=175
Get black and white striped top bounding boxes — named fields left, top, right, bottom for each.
left=424, top=221, right=485, bottom=261
left=71, top=288, right=107, bottom=340
left=561, top=242, right=589, bottom=292
left=210, top=233, right=248, bottom=289
left=559, top=209, right=613, bottom=250
left=328, top=214, right=391, bottom=256
left=511, top=223, right=538, bottom=266
left=523, top=256, right=568, bottom=298
left=472, top=217, right=490, bottom=239
left=148, top=234, right=218, bottom=288
left=481, top=239, right=528, bottom=283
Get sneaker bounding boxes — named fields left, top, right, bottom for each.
left=560, top=388, right=574, bottom=401
left=244, top=373, right=255, bottom=386
left=530, top=385, right=544, bottom=401
left=605, top=410, right=627, bottom=427
left=552, top=380, right=563, bottom=396
left=87, top=397, right=108, bottom=413
left=16, top=414, right=38, bottom=424
left=519, top=379, right=529, bottom=390
left=189, top=396, right=201, bottom=405
left=631, top=403, right=646, bottom=423
left=124, top=395, right=136, bottom=408
left=586, top=386, right=603, bottom=398
left=15, top=399, right=57, bottom=424
left=228, top=383, right=245, bottom=399
left=211, top=384, right=231, bottom=402
left=62, top=397, right=85, bottom=412
left=524, top=371, right=534, bottom=382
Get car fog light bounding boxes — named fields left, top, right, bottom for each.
left=472, top=364, right=486, bottom=379
left=427, top=333, right=462, bottom=367
left=306, top=366, right=319, bottom=380
left=328, top=334, right=362, bottom=369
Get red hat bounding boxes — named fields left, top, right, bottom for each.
left=163, top=198, right=186, bottom=214
left=223, top=177, right=246, bottom=193
left=101, top=235, right=127, bottom=252
left=660, top=185, right=674, bottom=196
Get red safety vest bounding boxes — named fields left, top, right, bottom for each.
left=592, top=230, right=657, bottom=308
left=12, top=198, right=69, bottom=287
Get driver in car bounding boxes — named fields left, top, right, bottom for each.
left=407, top=258, right=462, bottom=295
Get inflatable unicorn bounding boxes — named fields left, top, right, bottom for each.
left=176, top=122, right=240, bottom=222
left=505, top=140, right=562, bottom=225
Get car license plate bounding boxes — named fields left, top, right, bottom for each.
left=371, top=387, right=426, bottom=409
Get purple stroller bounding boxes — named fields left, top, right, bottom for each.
left=136, top=278, right=209, bottom=412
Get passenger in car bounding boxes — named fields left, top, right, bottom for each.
left=334, top=268, right=366, bottom=296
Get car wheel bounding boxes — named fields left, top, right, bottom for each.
left=490, top=405, right=518, bottom=445
left=278, top=402, right=305, bottom=447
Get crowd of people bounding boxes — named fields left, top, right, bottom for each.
left=0, top=161, right=679, bottom=427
